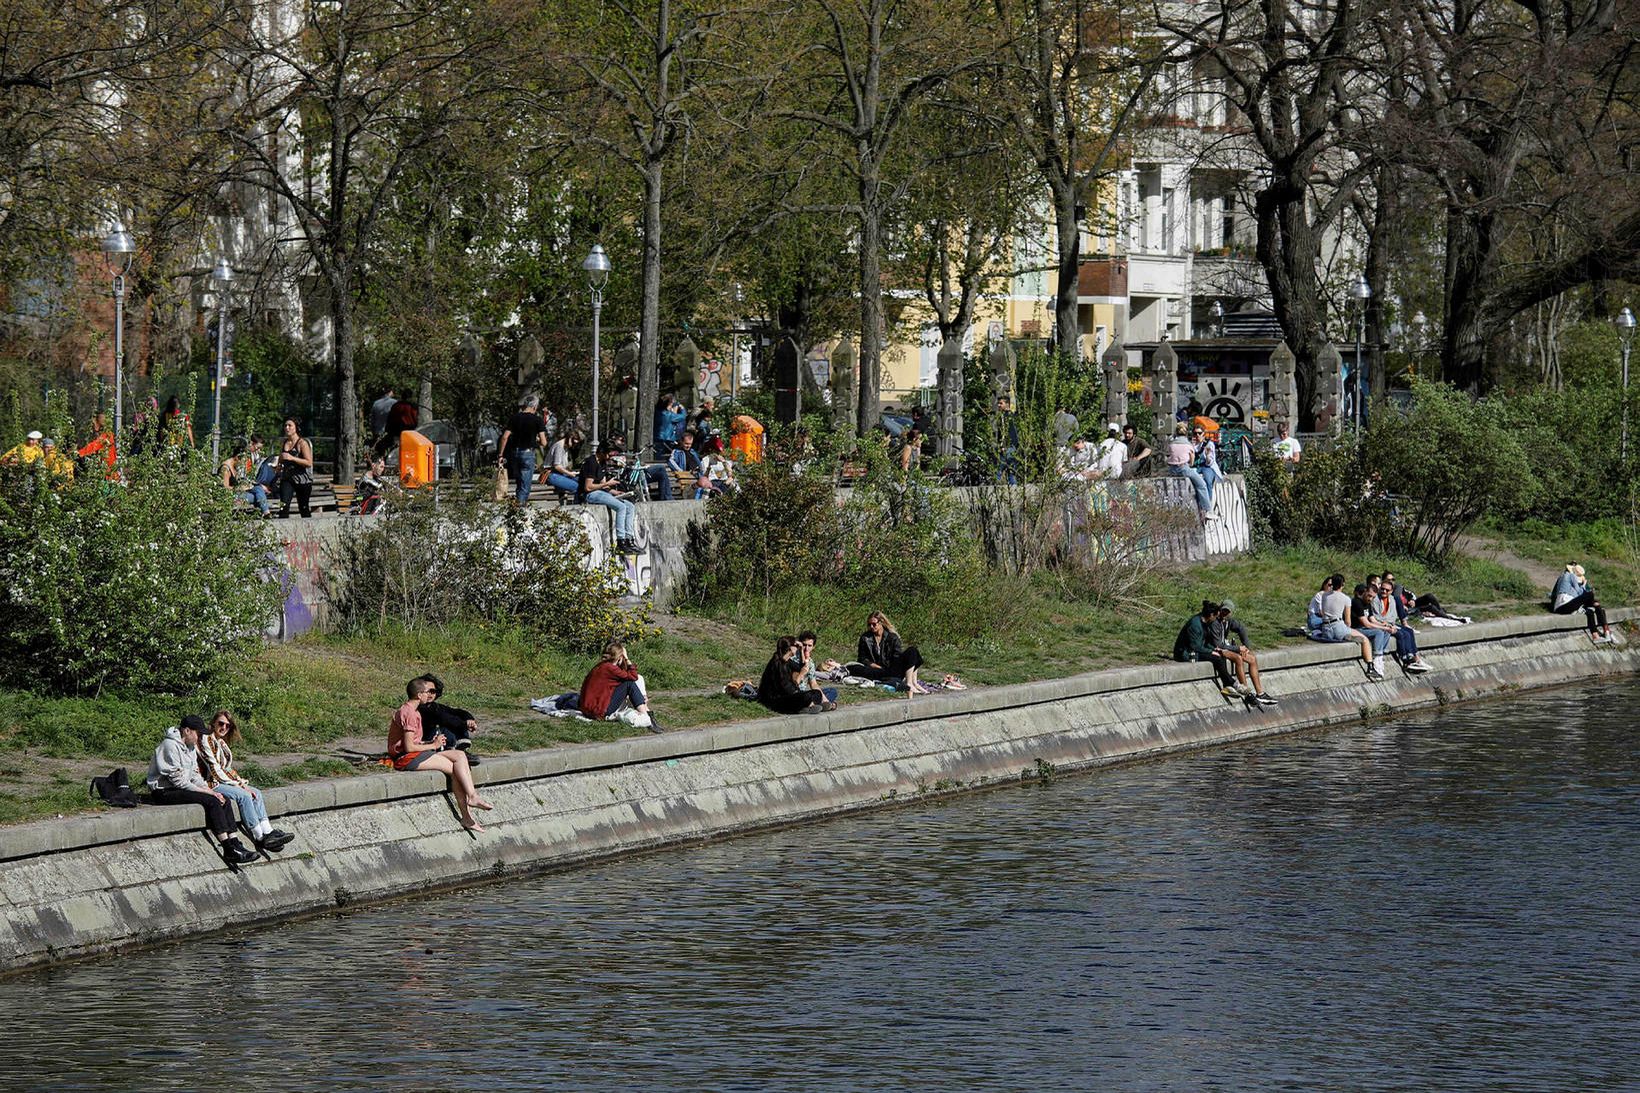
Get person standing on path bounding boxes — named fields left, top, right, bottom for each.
left=274, top=417, right=314, bottom=518
left=497, top=395, right=549, bottom=505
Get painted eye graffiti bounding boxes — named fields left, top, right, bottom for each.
left=1199, top=377, right=1247, bottom=426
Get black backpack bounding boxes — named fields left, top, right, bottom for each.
left=90, top=768, right=139, bottom=808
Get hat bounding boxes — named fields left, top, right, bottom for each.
left=180, top=715, right=207, bottom=733
left=26, top=430, right=42, bottom=440
left=1107, top=422, right=1121, bottom=435
left=40, top=437, right=55, bottom=447
left=1218, top=598, right=1236, bottom=613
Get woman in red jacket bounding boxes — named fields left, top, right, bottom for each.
left=579, top=642, right=658, bottom=730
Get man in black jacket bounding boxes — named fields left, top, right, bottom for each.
left=417, top=674, right=480, bottom=764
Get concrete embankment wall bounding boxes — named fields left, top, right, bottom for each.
left=271, top=475, right=1250, bottom=635
left=3, top=609, right=1633, bottom=974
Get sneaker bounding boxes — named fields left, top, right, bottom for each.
left=1405, top=659, right=1432, bottom=673
left=465, top=754, right=481, bottom=766
left=454, top=737, right=472, bottom=750
left=1364, top=665, right=1385, bottom=682
left=258, top=830, right=294, bottom=853
left=1219, top=685, right=1240, bottom=699
left=223, top=839, right=258, bottom=865
left=1255, top=693, right=1279, bottom=706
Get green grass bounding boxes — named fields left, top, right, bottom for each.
left=1477, top=516, right=1640, bottom=607
left=0, top=538, right=1587, bottom=826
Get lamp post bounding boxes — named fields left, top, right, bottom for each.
left=209, top=259, right=233, bottom=465
left=1210, top=300, right=1224, bottom=337
left=582, top=244, right=611, bottom=449
left=101, top=222, right=136, bottom=434
left=1350, top=273, right=1371, bottom=431
left=1618, top=306, right=1635, bottom=464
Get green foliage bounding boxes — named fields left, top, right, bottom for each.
left=684, top=454, right=843, bottom=601
left=1482, top=380, right=1622, bottom=523
left=0, top=448, right=284, bottom=697
left=324, top=484, right=647, bottom=653
left=229, top=330, right=333, bottom=444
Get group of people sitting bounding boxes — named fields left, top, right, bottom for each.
left=144, top=711, right=297, bottom=864
left=1307, top=571, right=1439, bottom=680
left=1164, top=419, right=1224, bottom=521
left=1550, top=563, right=1617, bottom=643
left=1173, top=599, right=1281, bottom=705
left=755, top=612, right=938, bottom=713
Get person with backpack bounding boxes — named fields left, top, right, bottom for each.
left=145, top=716, right=258, bottom=865
left=199, top=710, right=294, bottom=853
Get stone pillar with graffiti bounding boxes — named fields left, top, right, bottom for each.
left=830, top=337, right=857, bottom=434
left=1148, top=337, right=1178, bottom=427
left=673, top=336, right=701, bottom=412
left=1267, top=340, right=1297, bottom=430
left=1100, top=338, right=1127, bottom=427
left=988, top=337, right=1016, bottom=401
left=1316, top=342, right=1344, bottom=435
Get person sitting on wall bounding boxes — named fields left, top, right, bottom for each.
left=700, top=437, right=737, bottom=492
left=1095, top=422, right=1126, bottom=480
left=1122, top=424, right=1153, bottom=477
left=1061, top=437, right=1101, bottom=481
left=1165, top=423, right=1215, bottom=521
left=199, top=710, right=294, bottom=854
left=221, top=439, right=271, bottom=517
left=898, top=426, right=923, bottom=475
left=758, top=635, right=828, bottom=714
left=1551, top=563, right=1616, bottom=643
left=388, top=677, right=491, bottom=831
left=354, top=454, right=395, bottom=514
left=546, top=429, right=582, bottom=498
left=1350, top=579, right=1432, bottom=677
left=1190, top=422, right=1221, bottom=500
left=796, top=630, right=841, bottom=709
left=668, top=431, right=717, bottom=497
left=690, top=398, right=719, bottom=450
left=1367, top=574, right=1433, bottom=671
left=1308, top=573, right=1381, bottom=681
left=1208, top=600, right=1279, bottom=705
left=579, top=642, right=661, bottom=730
left=578, top=440, right=639, bottom=554
left=417, top=674, right=481, bottom=763
left=1172, top=600, right=1241, bottom=698
left=146, top=716, right=259, bottom=864
left=849, top=611, right=927, bottom=694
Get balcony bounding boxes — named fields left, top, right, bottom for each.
left=1192, top=246, right=1263, bottom=297
left=1128, top=252, right=1190, bottom=298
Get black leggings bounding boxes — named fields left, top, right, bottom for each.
left=1553, top=590, right=1607, bottom=633
left=279, top=476, right=312, bottom=518
left=761, top=689, right=825, bottom=714
left=854, top=647, right=923, bottom=681
left=149, top=786, right=235, bottom=837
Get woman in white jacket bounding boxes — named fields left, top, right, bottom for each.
left=146, top=716, right=258, bottom=865
left=199, top=711, right=294, bottom=853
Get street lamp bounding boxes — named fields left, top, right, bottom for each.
left=209, top=258, right=233, bottom=465
left=1618, top=306, right=1635, bottom=464
left=1210, top=300, right=1224, bottom=337
left=1411, top=310, right=1428, bottom=379
left=1350, top=273, right=1371, bottom=431
left=101, top=221, right=136, bottom=434
left=582, top=244, right=611, bottom=449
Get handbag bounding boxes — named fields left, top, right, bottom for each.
left=492, top=463, right=509, bottom=501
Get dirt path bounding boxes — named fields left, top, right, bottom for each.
left=1455, top=533, right=1561, bottom=591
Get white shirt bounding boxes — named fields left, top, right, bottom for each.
left=547, top=439, right=574, bottom=475
left=1095, top=437, right=1125, bottom=478
left=1274, top=436, right=1302, bottom=461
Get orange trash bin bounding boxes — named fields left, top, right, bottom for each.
left=398, top=430, right=437, bottom=488
left=728, top=415, right=764, bottom=463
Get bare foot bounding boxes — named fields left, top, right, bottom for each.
left=462, top=819, right=487, bottom=833
left=470, top=797, right=494, bottom=812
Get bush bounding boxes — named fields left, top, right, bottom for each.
left=0, top=449, right=284, bottom=696
left=324, top=484, right=647, bottom=652
left=684, top=454, right=842, bottom=602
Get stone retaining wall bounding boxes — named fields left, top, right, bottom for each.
left=5, top=609, right=1630, bottom=974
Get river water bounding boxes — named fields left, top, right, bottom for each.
left=7, top=680, right=1638, bottom=1091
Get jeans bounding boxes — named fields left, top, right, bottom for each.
left=548, top=471, right=579, bottom=495
left=604, top=677, right=648, bottom=718
left=1169, top=464, right=1211, bottom=512
left=215, top=783, right=269, bottom=835
left=1199, top=463, right=1220, bottom=500
left=586, top=490, right=635, bottom=539
left=1393, top=625, right=1418, bottom=661
left=1553, top=590, right=1607, bottom=633
left=1317, top=621, right=1361, bottom=644
left=644, top=465, right=674, bottom=500
left=240, top=484, right=270, bottom=515
left=1364, top=628, right=1391, bottom=657
left=509, top=449, right=537, bottom=504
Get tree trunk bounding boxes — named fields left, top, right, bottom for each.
left=1051, top=177, right=1080, bottom=357
left=1255, top=173, right=1327, bottom=429
left=856, top=190, right=883, bottom=436
left=333, top=288, right=357, bottom=487
left=1365, top=174, right=1392, bottom=402
left=636, top=156, right=663, bottom=452
left=1442, top=207, right=1491, bottom=391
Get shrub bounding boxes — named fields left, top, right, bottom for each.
left=684, top=454, right=843, bottom=602
left=324, top=484, right=647, bottom=652
left=0, top=449, right=284, bottom=696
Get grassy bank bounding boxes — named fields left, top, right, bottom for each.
left=0, top=538, right=1605, bottom=825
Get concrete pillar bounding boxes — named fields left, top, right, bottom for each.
left=830, top=338, right=857, bottom=434
left=1148, top=337, right=1178, bottom=426
left=1317, top=342, right=1344, bottom=435
left=1268, top=340, right=1297, bottom=429
left=673, top=336, right=700, bottom=412
left=937, top=335, right=964, bottom=458
left=1100, top=338, right=1127, bottom=427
